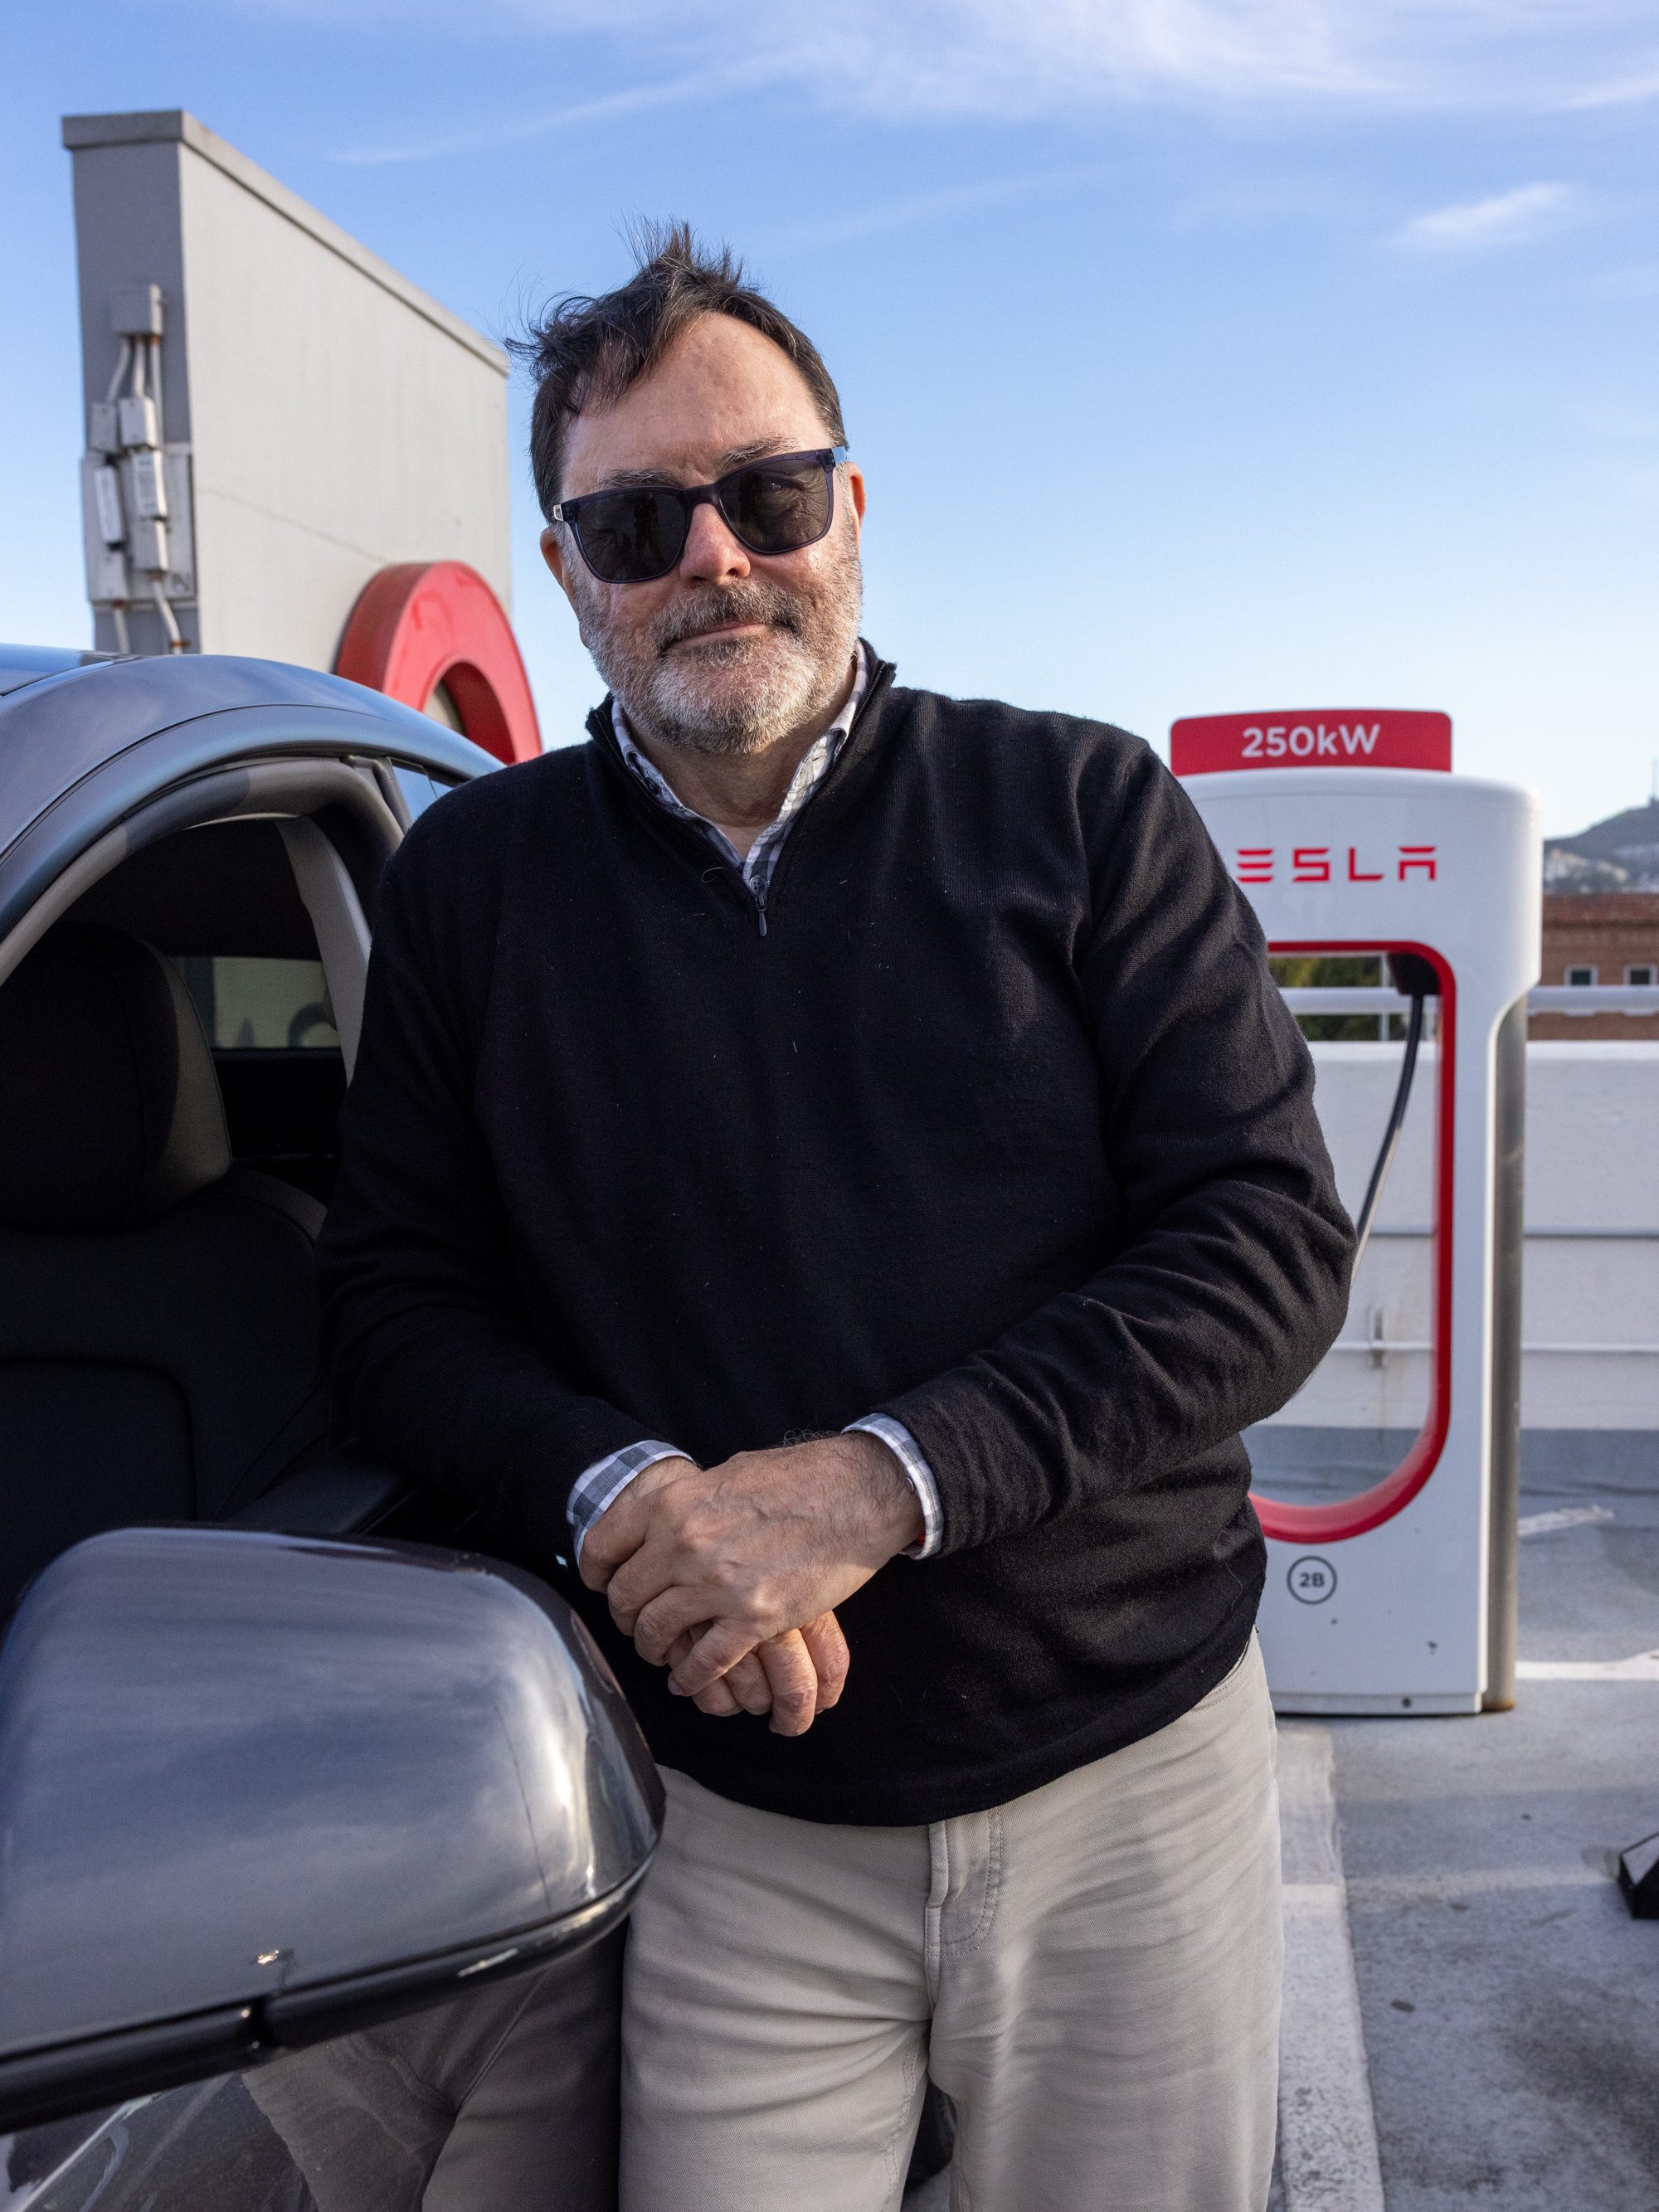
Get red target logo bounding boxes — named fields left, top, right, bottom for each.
left=336, top=561, right=541, bottom=765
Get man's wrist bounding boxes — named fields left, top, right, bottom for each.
left=837, top=1431, right=925, bottom=1555
left=845, top=1414, right=942, bottom=1557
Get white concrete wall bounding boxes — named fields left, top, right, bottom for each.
left=66, top=111, right=510, bottom=669
left=1265, top=1039, right=1659, bottom=1432
left=1512, top=1043, right=1659, bottom=1428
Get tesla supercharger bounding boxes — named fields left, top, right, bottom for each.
left=1173, top=710, right=1540, bottom=1714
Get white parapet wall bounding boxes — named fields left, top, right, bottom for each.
left=1262, top=1040, right=1659, bottom=1446
left=63, top=110, right=510, bottom=667
left=1515, top=1044, right=1659, bottom=1430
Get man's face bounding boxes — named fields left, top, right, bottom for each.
left=541, top=314, right=866, bottom=756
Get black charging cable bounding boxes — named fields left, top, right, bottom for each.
left=1349, top=952, right=1439, bottom=1269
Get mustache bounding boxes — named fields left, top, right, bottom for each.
left=652, top=583, right=805, bottom=654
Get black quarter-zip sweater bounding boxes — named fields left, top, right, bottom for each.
left=319, top=651, right=1354, bottom=1826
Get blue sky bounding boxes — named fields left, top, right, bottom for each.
left=5, top=2, right=1657, bottom=834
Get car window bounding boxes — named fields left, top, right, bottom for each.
left=392, top=767, right=457, bottom=823
left=177, top=950, right=338, bottom=1053
left=61, top=822, right=349, bottom=1203
left=3, top=2075, right=314, bottom=2211
left=175, top=956, right=339, bottom=1053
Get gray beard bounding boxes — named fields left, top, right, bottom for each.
left=568, top=533, right=864, bottom=759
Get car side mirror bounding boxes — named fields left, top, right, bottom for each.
left=0, top=1527, right=662, bottom=2132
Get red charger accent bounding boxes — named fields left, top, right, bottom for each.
left=1170, top=710, right=1452, bottom=776
left=1252, top=940, right=1457, bottom=1546
left=336, top=562, right=541, bottom=765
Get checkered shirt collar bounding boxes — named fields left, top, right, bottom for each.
left=610, top=644, right=868, bottom=890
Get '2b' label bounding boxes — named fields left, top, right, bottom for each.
left=1287, top=1556, right=1338, bottom=1605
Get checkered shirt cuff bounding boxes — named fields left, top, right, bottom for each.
left=845, top=1414, right=944, bottom=1558
left=567, top=1440, right=684, bottom=1562
left=568, top=1417, right=943, bottom=1565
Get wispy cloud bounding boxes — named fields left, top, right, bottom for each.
left=333, top=60, right=781, bottom=165
left=1565, top=59, right=1659, bottom=109
left=786, top=0, right=1382, bottom=116
left=288, top=0, right=1659, bottom=143
left=757, top=169, right=1103, bottom=255
left=1392, top=182, right=1583, bottom=254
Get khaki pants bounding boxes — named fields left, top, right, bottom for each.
left=621, top=1639, right=1280, bottom=2212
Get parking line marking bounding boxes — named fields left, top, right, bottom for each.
left=1345, top=1865, right=1604, bottom=1902
left=1277, top=1724, right=1386, bottom=2212
left=1517, top=1505, right=1614, bottom=1537
left=1516, top=1649, right=1659, bottom=1680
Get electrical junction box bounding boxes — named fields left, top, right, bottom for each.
left=123, top=450, right=167, bottom=520
left=116, top=394, right=158, bottom=452
left=110, top=279, right=163, bottom=336
left=1177, top=713, right=1541, bottom=1714
left=79, top=461, right=128, bottom=602
left=88, top=464, right=124, bottom=547
left=125, top=514, right=169, bottom=576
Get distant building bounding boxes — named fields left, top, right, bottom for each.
left=1531, top=796, right=1659, bottom=1039
left=1532, top=892, right=1659, bottom=1040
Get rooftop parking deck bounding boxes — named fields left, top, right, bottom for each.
left=907, top=1441, right=1659, bottom=2210
left=1300, top=1443, right=1659, bottom=2210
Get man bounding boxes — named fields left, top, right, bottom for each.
left=320, top=226, right=1354, bottom=2211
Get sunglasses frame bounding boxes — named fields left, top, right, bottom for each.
left=552, top=446, right=849, bottom=584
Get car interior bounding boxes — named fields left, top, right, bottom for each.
left=0, top=798, right=461, bottom=1620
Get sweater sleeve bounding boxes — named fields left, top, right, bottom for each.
left=316, top=831, right=651, bottom=1566
left=876, top=741, right=1355, bottom=1555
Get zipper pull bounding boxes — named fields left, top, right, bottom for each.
left=752, top=877, right=768, bottom=936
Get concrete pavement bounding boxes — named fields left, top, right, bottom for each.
left=906, top=1446, right=1659, bottom=2207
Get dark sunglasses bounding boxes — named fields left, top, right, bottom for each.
left=552, top=446, right=848, bottom=585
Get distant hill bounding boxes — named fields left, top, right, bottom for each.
left=1544, top=798, right=1659, bottom=893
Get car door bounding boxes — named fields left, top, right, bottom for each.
left=4, top=1945, right=624, bottom=2212
left=0, top=659, right=557, bottom=2211
left=3, top=2079, right=317, bottom=2211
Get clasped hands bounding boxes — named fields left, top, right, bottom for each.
left=578, top=1432, right=922, bottom=1736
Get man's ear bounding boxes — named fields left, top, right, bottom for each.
left=844, top=463, right=867, bottom=534
left=540, top=523, right=577, bottom=608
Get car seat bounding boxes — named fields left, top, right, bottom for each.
left=0, top=922, right=404, bottom=1616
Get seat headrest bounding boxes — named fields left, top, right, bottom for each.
left=0, top=923, right=231, bottom=1232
